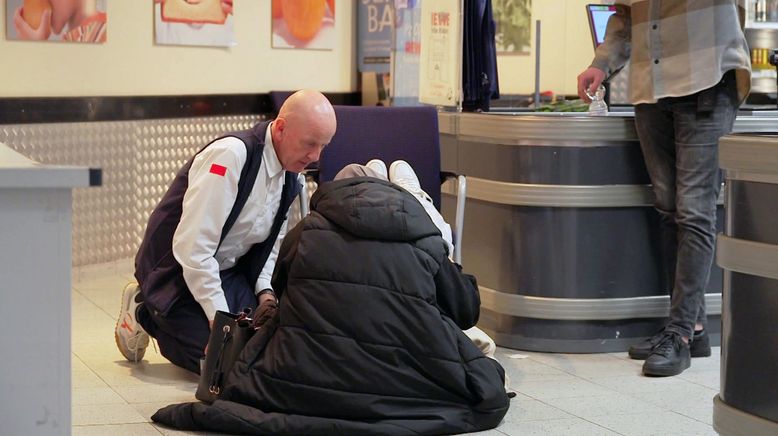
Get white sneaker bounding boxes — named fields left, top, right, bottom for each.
left=115, top=282, right=150, bottom=363
left=389, top=160, right=433, bottom=204
left=365, top=159, right=388, bottom=180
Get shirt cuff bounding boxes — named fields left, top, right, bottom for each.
left=589, top=59, right=610, bottom=76
left=255, top=278, right=273, bottom=295
left=200, top=294, right=230, bottom=321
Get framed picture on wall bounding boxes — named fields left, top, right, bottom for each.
left=6, top=0, right=107, bottom=43
left=271, top=0, right=335, bottom=50
left=493, top=0, right=531, bottom=55
left=154, top=0, right=236, bottom=47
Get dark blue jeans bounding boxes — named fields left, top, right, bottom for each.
left=634, top=72, right=738, bottom=339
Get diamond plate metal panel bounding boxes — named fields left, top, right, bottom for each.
left=0, top=115, right=261, bottom=266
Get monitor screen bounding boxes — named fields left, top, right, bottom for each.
left=587, top=4, right=616, bottom=49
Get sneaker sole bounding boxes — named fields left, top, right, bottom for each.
left=115, top=282, right=149, bottom=362
left=642, top=359, right=691, bottom=377
left=628, top=349, right=651, bottom=360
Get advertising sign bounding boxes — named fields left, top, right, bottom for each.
left=359, top=0, right=393, bottom=72
left=418, top=0, right=461, bottom=107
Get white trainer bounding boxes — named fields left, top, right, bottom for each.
left=389, top=160, right=433, bottom=204
left=115, top=282, right=150, bottom=363
left=365, top=159, right=388, bottom=180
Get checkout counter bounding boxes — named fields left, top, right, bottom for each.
left=713, top=133, right=778, bottom=435
left=439, top=111, right=777, bottom=353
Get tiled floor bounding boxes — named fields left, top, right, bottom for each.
left=71, top=260, right=720, bottom=435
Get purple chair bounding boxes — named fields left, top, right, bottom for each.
left=268, top=91, right=295, bottom=115
left=304, top=105, right=467, bottom=263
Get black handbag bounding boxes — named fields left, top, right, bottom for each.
left=195, top=309, right=255, bottom=403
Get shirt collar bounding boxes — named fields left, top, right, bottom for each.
left=264, top=122, right=284, bottom=178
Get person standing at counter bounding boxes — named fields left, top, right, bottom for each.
left=577, top=1, right=751, bottom=377
left=114, top=90, right=337, bottom=374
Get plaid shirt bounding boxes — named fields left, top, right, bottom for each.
left=591, top=0, right=752, bottom=105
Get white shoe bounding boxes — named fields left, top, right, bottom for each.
left=115, top=282, right=150, bottom=363
left=365, top=159, right=388, bottom=180
left=389, top=160, right=433, bottom=204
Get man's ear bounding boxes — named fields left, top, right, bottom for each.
left=274, top=117, right=286, bottom=141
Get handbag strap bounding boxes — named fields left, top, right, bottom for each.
left=208, top=325, right=234, bottom=395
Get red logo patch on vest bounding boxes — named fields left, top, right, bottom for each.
left=209, top=164, right=227, bottom=176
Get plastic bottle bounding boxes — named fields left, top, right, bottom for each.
left=586, top=84, right=608, bottom=116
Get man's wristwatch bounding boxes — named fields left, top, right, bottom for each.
left=257, top=288, right=278, bottom=304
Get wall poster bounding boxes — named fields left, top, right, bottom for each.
left=154, top=0, right=236, bottom=47
left=272, top=0, right=335, bottom=50
left=392, top=0, right=422, bottom=106
left=6, top=0, right=107, bottom=43
left=418, top=0, right=461, bottom=107
left=492, top=0, right=531, bottom=55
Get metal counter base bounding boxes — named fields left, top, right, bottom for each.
left=439, top=112, right=776, bottom=353
left=715, top=134, right=778, bottom=434
left=714, top=395, right=778, bottom=436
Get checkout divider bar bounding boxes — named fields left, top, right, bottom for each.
left=442, top=177, right=725, bottom=208
left=478, top=286, right=722, bottom=320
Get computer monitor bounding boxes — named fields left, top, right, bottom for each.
left=587, top=4, right=617, bottom=49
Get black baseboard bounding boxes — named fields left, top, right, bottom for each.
left=0, top=92, right=361, bottom=124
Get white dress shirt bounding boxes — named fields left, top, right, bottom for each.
left=172, top=125, right=287, bottom=321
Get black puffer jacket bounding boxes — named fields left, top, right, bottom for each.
left=153, top=177, right=509, bottom=435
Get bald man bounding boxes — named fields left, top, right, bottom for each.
left=116, top=90, right=337, bottom=373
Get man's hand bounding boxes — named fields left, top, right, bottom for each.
left=577, top=67, right=607, bottom=102
left=13, top=7, right=51, bottom=40
left=257, top=289, right=277, bottom=306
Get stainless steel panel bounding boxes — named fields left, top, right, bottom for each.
left=479, top=286, right=722, bottom=320
left=717, top=234, right=778, bottom=280
left=720, top=134, right=778, bottom=175
left=714, top=395, right=778, bottom=436
left=0, top=115, right=260, bottom=266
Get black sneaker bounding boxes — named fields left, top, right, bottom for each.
left=642, top=331, right=691, bottom=377
left=628, top=329, right=665, bottom=360
left=690, top=329, right=711, bottom=358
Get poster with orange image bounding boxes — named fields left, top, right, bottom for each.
left=272, top=0, right=335, bottom=50
left=6, top=0, right=107, bottom=43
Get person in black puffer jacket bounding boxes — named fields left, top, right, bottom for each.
left=153, top=166, right=510, bottom=435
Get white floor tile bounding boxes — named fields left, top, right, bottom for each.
left=73, top=387, right=127, bottom=406
left=588, top=410, right=717, bottom=436
left=515, top=378, right=617, bottom=401
left=114, top=383, right=197, bottom=404
left=72, top=368, right=110, bottom=389
left=73, top=423, right=162, bottom=435
left=501, top=398, right=573, bottom=422
left=540, top=393, right=663, bottom=418
left=497, top=417, right=622, bottom=436
left=675, top=405, right=714, bottom=425
left=632, top=385, right=718, bottom=411
left=72, top=403, right=147, bottom=426
left=678, top=369, right=720, bottom=390
left=586, top=374, right=702, bottom=394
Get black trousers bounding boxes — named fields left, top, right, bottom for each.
left=137, top=266, right=257, bottom=374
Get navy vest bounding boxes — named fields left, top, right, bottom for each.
left=134, top=121, right=301, bottom=316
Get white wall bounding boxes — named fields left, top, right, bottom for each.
left=0, top=0, right=357, bottom=97
left=497, top=0, right=599, bottom=96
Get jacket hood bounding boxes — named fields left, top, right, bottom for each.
left=310, top=177, right=442, bottom=243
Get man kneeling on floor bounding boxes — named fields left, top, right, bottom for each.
left=115, top=90, right=337, bottom=373
left=151, top=161, right=511, bottom=435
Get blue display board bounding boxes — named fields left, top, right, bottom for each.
left=393, top=0, right=422, bottom=106
left=359, top=0, right=394, bottom=73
